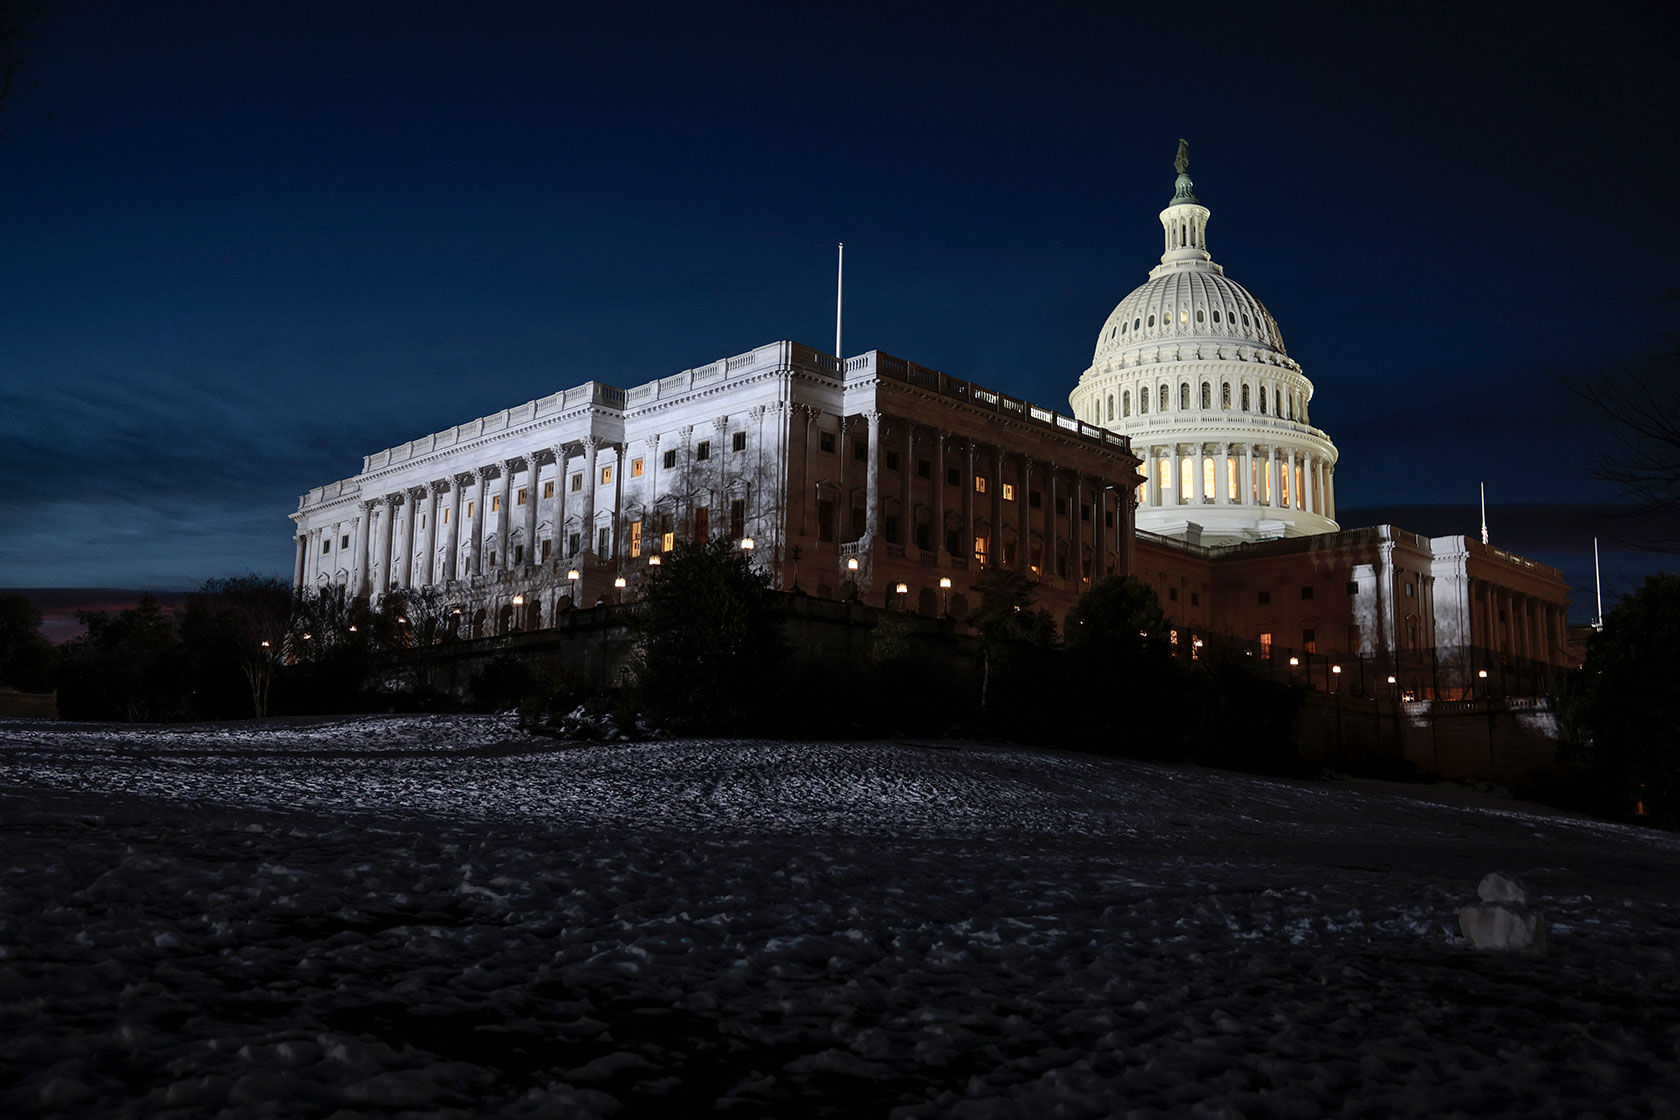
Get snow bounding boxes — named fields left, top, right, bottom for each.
left=3, top=715, right=1680, bottom=1117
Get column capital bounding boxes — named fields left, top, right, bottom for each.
left=581, top=434, right=601, bottom=453
left=863, top=409, right=881, bottom=429
left=677, top=424, right=694, bottom=441
left=643, top=432, right=661, bottom=451
left=801, top=404, right=821, bottom=423
left=712, top=415, right=730, bottom=434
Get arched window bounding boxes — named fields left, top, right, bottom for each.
left=1222, top=382, right=1231, bottom=409
left=1180, top=383, right=1190, bottom=410
left=1259, top=386, right=1268, bottom=414
left=1201, top=382, right=1211, bottom=409
left=1160, top=384, right=1170, bottom=411
left=1133, top=318, right=1141, bottom=331
left=1213, top=309, right=1221, bottom=323
left=1241, top=385, right=1251, bottom=411
left=1196, top=308, right=1205, bottom=323
left=1148, top=314, right=1155, bottom=328
left=1106, top=394, right=1114, bottom=421
left=1138, top=389, right=1148, bottom=415
left=1123, top=390, right=1132, bottom=417
left=1275, top=391, right=1282, bottom=418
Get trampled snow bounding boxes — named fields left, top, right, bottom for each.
left=3, top=715, right=1678, bottom=1117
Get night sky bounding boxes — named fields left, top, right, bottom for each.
left=3, top=1, right=1676, bottom=622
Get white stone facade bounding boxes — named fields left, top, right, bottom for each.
left=292, top=342, right=1141, bottom=631
left=1069, top=157, right=1338, bottom=543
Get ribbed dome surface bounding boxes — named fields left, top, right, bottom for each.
left=1093, top=268, right=1286, bottom=364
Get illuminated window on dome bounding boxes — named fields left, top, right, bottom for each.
left=1179, top=309, right=1188, bottom=324
left=1203, top=456, right=1215, bottom=501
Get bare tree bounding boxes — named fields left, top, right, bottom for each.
left=1574, top=313, right=1680, bottom=553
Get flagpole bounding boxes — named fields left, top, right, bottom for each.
left=1594, top=536, right=1603, bottom=629
left=1479, top=482, right=1489, bottom=546
left=835, top=242, right=843, bottom=361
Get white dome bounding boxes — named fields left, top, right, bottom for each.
left=1093, top=268, right=1288, bottom=365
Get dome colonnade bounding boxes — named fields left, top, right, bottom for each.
left=1070, top=142, right=1339, bottom=542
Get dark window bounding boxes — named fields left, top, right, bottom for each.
left=854, top=440, right=867, bottom=462
left=1346, top=580, right=1359, bottom=595
left=1190, top=591, right=1200, bottom=607
left=321, top=538, right=330, bottom=553
left=1405, top=583, right=1416, bottom=598
left=819, top=432, right=836, bottom=454
left=1029, top=490, right=1042, bottom=508
left=663, top=449, right=677, bottom=469
left=1168, top=586, right=1179, bottom=602
left=696, top=440, right=711, bottom=461
left=1258, top=590, right=1270, bottom=605
left=1105, top=511, right=1115, bottom=527
left=730, top=499, right=745, bottom=539
left=732, top=430, right=746, bottom=452
left=1003, top=540, right=1016, bottom=564
left=568, top=532, right=580, bottom=555
left=945, top=528, right=960, bottom=555
left=541, top=539, right=551, bottom=561
left=1056, top=497, right=1068, bottom=516
left=946, top=467, right=960, bottom=486
left=514, top=545, right=524, bottom=565
left=884, top=450, right=899, bottom=470
left=695, top=506, right=709, bottom=540
left=917, top=458, right=931, bottom=478
left=915, top=522, right=931, bottom=550
left=884, top=515, right=899, bottom=544
left=817, top=500, right=835, bottom=542
left=1301, top=585, right=1314, bottom=600
left=1302, top=628, right=1317, bottom=654
left=1080, top=503, right=1091, bottom=522
left=850, top=506, right=864, bottom=538
left=340, top=534, right=349, bottom=549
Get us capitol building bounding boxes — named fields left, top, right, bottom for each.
left=291, top=143, right=1570, bottom=697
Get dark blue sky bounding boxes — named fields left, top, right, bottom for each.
left=3, top=1, right=1676, bottom=619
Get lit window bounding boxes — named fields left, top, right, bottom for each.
left=1170, top=628, right=1179, bottom=645
left=974, top=536, right=987, bottom=563
left=517, top=488, right=526, bottom=506
left=631, top=458, right=644, bottom=478
left=975, top=476, right=987, bottom=494
left=662, top=531, right=674, bottom=552
left=543, top=480, right=554, bottom=499
left=467, top=500, right=475, bottom=518
left=1303, top=628, right=1317, bottom=654
left=488, top=495, right=499, bottom=513
left=443, top=508, right=450, bottom=524
left=600, top=465, right=613, bottom=485
left=630, top=520, right=642, bottom=557
left=1259, top=631, right=1272, bottom=658
left=1002, top=483, right=1015, bottom=501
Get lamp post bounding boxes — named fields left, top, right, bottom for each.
left=740, top=536, right=754, bottom=552
left=613, top=576, right=627, bottom=604
left=895, top=582, right=907, bottom=611
left=939, top=576, right=952, bottom=616
left=511, top=594, right=524, bottom=633
left=1331, top=663, right=1342, bottom=694
left=567, top=568, right=581, bottom=608
left=1476, top=666, right=1489, bottom=701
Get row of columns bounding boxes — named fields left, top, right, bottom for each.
left=1478, top=581, right=1566, bottom=666
left=819, top=407, right=1131, bottom=585
left=1139, top=442, right=1334, bottom=518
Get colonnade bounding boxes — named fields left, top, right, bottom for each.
left=1136, top=441, right=1334, bottom=518
left=1476, top=580, right=1567, bottom=665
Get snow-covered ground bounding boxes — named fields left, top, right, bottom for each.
left=3, top=715, right=1678, bottom=1118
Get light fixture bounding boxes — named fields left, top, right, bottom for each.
left=567, top=569, right=580, bottom=581
left=1331, top=664, right=1342, bottom=674
left=939, top=577, right=951, bottom=589
left=740, top=537, right=754, bottom=551
left=260, top=640, right=271, bottom=648
left=614, top=576, right=627, bottom=589
left=302, top=633, right=312, bottom=640
left=512, top=595, right=524, bottom=606
left=847, top=557, right=859, bottom=571
left=1477, top=668, right=1489, bottom=679
left=1288, top=656, right=1299, bottom=667
left=1387, top=675, right=1397, bottom=685
left=349, top=625, right=358, bottom=632
left=648, top=554, right=661, bottom=567
left=397, top=616, right=407, bottom=623
left=895, top=582, right=908, bottom=595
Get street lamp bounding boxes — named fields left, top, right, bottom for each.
left=1476, top=666, right=1489, bottom=700
left=939, top=576, right=952, bottom=616
left=846, top=556, right=859, bottom=572
left=740, top=536, right=754, bottom=551
left=647, top=553, right=661, bottom=568
left=613, top=576, right=627, bottom=603
left=567, top=568, right=581, bottom=608
left=511, top=595, right=524, bottom=633
left=1331, top=663, right=1342, bottom=693
left=895, top=581, right=908, bottom=610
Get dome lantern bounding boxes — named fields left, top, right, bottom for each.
left=1160, top=139, right=1211, bottom=265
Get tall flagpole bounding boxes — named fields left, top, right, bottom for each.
left=835, top=242, right=844, bottom=361
left=1479, top=482, right=1489, bottom=546
left=1594, top=536, right=1603, bottom=629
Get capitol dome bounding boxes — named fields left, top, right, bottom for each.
left=1069, top=142, right=1338, bottom=544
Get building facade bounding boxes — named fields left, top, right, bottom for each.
left=291, top=342, right=1141, bottom=632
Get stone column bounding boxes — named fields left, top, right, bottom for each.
left=1165, top=445, right=1179, bottom=507
left=1214, top=444, right=1230, bottom=505
left=643, top=434, right=661, bottom=554
left=1018, top=456, right=1032, bottom=570
left=1284, top=447, right=1297, bottom=510
left=551, top=445, right=569, bottom=558
left=864, top=410, right=881, bottom=542
left=581, top=436, right=600, bottom=562
left=1069, top=473, right=1083, bottom=585
left=470, top=469, right=488, bottom=576
left=932, top=433, right=947, bottom=561
left=354, top=501, right=372, bottom=595
left=1240, top=444, right=1253, bottom=505
left=375, top=498, right=395, bottom=596
left=902, top=422, right=914, bottom=549
left=293, top=534, right=307, bottom=592
left=446, top=475, right=464, bottom=579
left=397, top=489, right=418, bottom=588
left=990, top=445, right=1004, bottom=568
left=523, top=454, right=540, bottom=569
left=611, top=443, right=625, bottom=559
left=1265, top=447, right=1280, bottom=508
left=1046, top=465, right=1059, bottom=577
left=421, top=482, right=442, bottom=585
left=1095, top=482, right=1108, bottom=577
left=497, top=459, right=516, bottom=571
left=1302, top=453, right=1316, bottom=514
left=961, top=439, right=977, bottom=562
left=1325, top=466, right=1336, bottom=521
